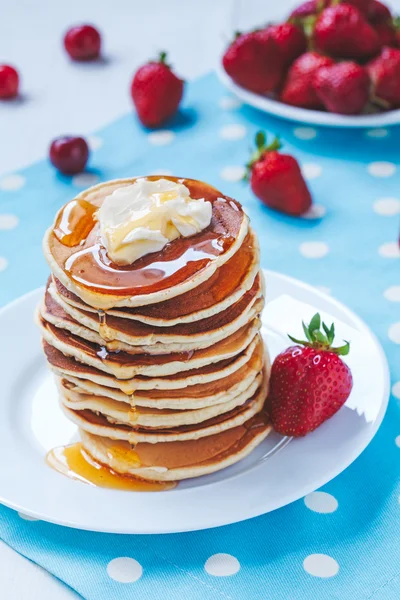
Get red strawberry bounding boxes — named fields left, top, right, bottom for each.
left=367, top=46, right=400, bottom=107
left=246, top=131, right=312, bottom=216
left=262, top=23, right=307, bottom=66
left=289, top=0, right=327, bottom=19
left=343, top=0, right=372, bottom=16
left=314, top=61, right=370, bottom=114
left=280, top=51, right=334, bottom=109
left=374, top=22, right=398, bottom=47
left=222, top=31, right=284, bottom=93
left=269, top=313, right=353, bottom=437
left=368, top=0, right=392, bottom=23
left=131, top=52, right=184, bottom=128
left=315, top=4, right=380, bottom=59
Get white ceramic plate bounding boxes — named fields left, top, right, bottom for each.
left=0, top=271, right=389, bottom=533
left=217, top=66, right=400, bottom=128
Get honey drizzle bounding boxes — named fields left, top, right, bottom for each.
left=54, top=199, right=97, bottom=247
left=97, top=309, right=115, bottom=342
left=46, top=443, right=176, bottom=491
left=129, top=392, right=138, bottom=423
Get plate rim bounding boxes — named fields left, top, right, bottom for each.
left=216, top=65, right=400, bottom=128
left=0, top=271, right=391, bottom=533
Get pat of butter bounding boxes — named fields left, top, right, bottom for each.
left=97, top=178, right=212, bottom=265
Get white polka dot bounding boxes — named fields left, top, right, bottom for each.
left=373, top=198, right=400, bottom=216
left=220, top=165, right=246, bottom=182
left=0, top=174, right=26, bottom=191
left=316, top=286, right=331, bottom=295
left=366, top=128, right=388, bottom=138
left=303, top=554, right=339, bottom=578
left=388, top=322, right=400, bottom=344
left=204, top=554, right=240, bottom=577
left=0, top=214, right=18, bottom=230
left=300, top=241, right=329, bottom=258
left=395, top=436, right=400, bottom=448
left=368, top=162, right=396, bottom=177
left=147, top=130, right=175, bottom=146
left=72, top=173, right=99, bottom=188
left=87, top=135, right=103, bottom=150
left=379, top=242, right=400, bottom=258
left=301, top=204, right=326, bottom=220
left=219, top=96, right=242, bottom=110
left=107, top=557, right=143, bottom=583
left=0, top=257, right=8, bottom=272
left=384, top=286, right=400, bottom=302
left=304, top=491, right=338, bottom=513
left=294, top=127, right=317, bottom=140
left=393, top=381, right=400, bottom=399
left=18, top=512, right=39, bottom=521
left=301, top=163, right=322, bottom=180
left=149, top=169, right=173, bottom=176
left=219, top=124, right=247, bottom=141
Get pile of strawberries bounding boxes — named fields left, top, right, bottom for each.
left=222, top=0, right=400, bottom=115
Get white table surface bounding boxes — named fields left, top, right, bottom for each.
left=1, top=0, right=398, bottom=597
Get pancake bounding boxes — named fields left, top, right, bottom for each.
left=52, top=229, right=260, bottom=326
left=61, top=382, right=268, bottom=444
left=39, top=175, right=271, bottom=485
left=59, top=372, right=263, bottom=429
left=38, top=315, right=261, bottom=379
left=56, top=338, right=266, bottom=409
left=79, top=413, right=271, bottom=481
left=43, top=275, right=263, bottom=352
left=44, top=334, right=261, bottom=394
left=44, top=177, right=249, bottom=310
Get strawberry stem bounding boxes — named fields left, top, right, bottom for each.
left=157, top=51, right=171, bottom=68
left=244, top=131, right=282, bottom=178
left=288, top=312, right=350, bottom=355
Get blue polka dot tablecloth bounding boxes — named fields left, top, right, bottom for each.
left=0, top=72, right=400, bottom=600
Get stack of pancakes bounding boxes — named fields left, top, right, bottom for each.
left=38, top=176, right=271, bottom=482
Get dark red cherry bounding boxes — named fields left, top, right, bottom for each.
left=0, top=65, right=19, bottom=99
left=64, top=25, right=101, bottom=61
left=49, top=136, right=89, bottom=175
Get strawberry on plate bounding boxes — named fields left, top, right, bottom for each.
left=314, top=61, right=370, bottom=114
left=222, top=31, right=284, bottom=93
left=315, top=3, right=380, bottom=59
left=289, top=0, right=327, bottom=20
left=374, top=22, right=398, bottom=48
left=262, top=23, right=307, bottom=66
left=343, top=0, right=373, bottom=16
left=367, top=46, right=400, bottom=108
left=246, top=131, right=312, bottom=217
left=270, top=313, right=353, bottom=437
left=131, top=52, right=184, bottom=128
left=280, top=51, right=334, bottom=109
left=368, top=0, right=392, bottom=23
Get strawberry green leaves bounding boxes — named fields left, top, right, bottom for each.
left=244, top=131, right=282, bottom=179
left=288, top=312, right=350, bottom=355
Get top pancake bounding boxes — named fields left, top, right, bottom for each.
left=44, top=177, right=249, bottom=310
left=52, top=229, right=259, bottom=326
